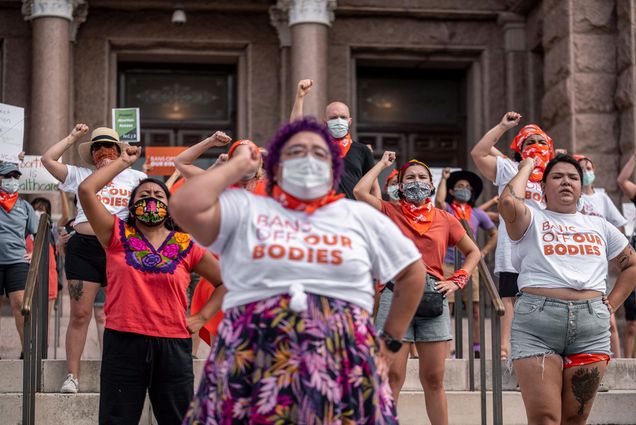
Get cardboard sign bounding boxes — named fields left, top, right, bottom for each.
left=145, top=146, right=187, bottom=176
left=0, top=103, right=25, bottom=163
left=18, top=155, right=60, bottom=193
left=112, top=108, right=140, bottom=142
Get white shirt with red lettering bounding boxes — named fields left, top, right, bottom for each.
left=511, top=206, right=628, bottom=292
left=494, top=156, right=545, bottom=275
left=579, top=189, right=627, bottom=228
left=209, top=189, right=421, bottom=313
left=59, top=165, right=147, bottom=225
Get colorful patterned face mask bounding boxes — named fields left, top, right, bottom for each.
left=131, top=197, right=168, bottom=227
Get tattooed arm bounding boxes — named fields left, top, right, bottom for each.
left=608, top=244, right=636, bottom=310
left=498, top=157, right=533, bottom=240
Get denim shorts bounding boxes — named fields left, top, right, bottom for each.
left=511, top=293, right=611, bottom=361
left=375, top=276, right=452, bottom=343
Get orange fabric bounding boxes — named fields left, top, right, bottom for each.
left=509, top=124, right=554, bottom=183
left=25, top=236, right=58, bottom=300
left=510, top=124, right=554, bottom=156
left=563, top=353, right=610, bottom=369
left=0, top=191, right=18, bottom=213
left=337, top=133, right=353, bottom=158
left=381, top=201, right=466, bottom=280
left=228, top=139, right=258, bottom=158
left=450, top=201, right=473, bottom=222
left=448, top=269, right=469, bottom=289
left=170, top=177, right=186, bottom=194
left=384, top=169, right=399, bottom=191
left=398, top=199, right=435, bottom=235
left=190, top=278, right=223, bottom=345
left=231, top=178, right=267, bottom=196
left=271, top=185, right=344, bottom=215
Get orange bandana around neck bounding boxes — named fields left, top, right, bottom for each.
left=398, top=199, right=435, bottom=235
left=0, top=191, right=19, bottom=213
left=336, top=133, right=353, bottom=158
left=450, top=201, right=473, bottom=222
left=272, top=185, right=344, bottom=215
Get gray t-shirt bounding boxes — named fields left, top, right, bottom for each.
left=0, top=198, right=38, bottom=265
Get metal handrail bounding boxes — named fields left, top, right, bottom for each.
left=21, top=214, right=51, bottom=425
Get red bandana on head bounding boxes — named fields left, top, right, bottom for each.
left=510, top=124, right=554, bottom=183
left=0, top=191, right=18, bottom=213
left=271, top=185, right=344, bottom=215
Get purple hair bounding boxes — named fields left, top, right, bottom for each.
left=264, top=117, right=344, bottom=195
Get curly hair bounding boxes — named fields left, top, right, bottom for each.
left=264, top=117, right=344, bottom=195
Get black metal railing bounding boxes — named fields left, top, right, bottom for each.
left=21, top=214, right=51, bottom=425
left=453, top=219, right=506, bottom=424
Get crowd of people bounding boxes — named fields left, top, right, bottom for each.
left=0, top=79, right=635, bottom=424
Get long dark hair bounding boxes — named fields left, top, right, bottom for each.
left=126, top=178, right=179, bottom=230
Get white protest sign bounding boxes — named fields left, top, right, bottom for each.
left=623, top=202, right=636, bottom=236
left=18, top=155, right=59, bottom=193
left=429, top=167, right=462, bottom=189
left=0, top=103, right=25, bottom=163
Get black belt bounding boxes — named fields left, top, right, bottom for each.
left=384, top=281, right=395, bottom=292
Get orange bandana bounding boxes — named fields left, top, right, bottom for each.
left=231, top=178, right=268, bottom=196
left=228, top=139, right=259, bottom=158
left=510, top=124, right=554, bottom=183
left=450, top=201, right=472, bottom=222
left=399, top=199, right=435, bottom=235
left=384, top=169, right=399, bottom=191
left=272, top=184, right=344, bottom=215
left=0, top=191, right=19, bottom=213
left=336, top=133, right=353, bottom=158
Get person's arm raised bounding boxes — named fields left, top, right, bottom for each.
left=436, top=167, right=451, bottom=209
left=174, top=131, right=232, bottom=179
left=470, top=112, right=521, bottom=182
left=42, top=123, right=89, bottom=183
left=170, top=146, right=261, bottom=247
left=353, top=151, right=395, bottom=211
left=498, top=157, right=534, bottom=241
left=617, top=152, right=636, bottom=200
left=289, top=79, right=313, bottom=122
left=77, top=146, right=141, bottom=247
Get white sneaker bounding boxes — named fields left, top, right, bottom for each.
left=60, top=373, right=79, bottom=393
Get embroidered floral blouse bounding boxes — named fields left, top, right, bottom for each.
left=104, top=216, right=205, bottom=338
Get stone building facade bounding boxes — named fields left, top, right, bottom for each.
left=1, top=0, right=635, bottom=201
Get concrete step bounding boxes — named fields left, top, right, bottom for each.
left=1, top=390, right=635, bottom=425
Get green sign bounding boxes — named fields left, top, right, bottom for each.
left=112, top=108, right=140, bottom=142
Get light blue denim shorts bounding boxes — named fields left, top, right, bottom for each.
left=375, top=276, right=452, bottom=343
left=511, top=293, right=611, bottom=361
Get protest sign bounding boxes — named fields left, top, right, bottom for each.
left=0, top=103, right=24, bottom=163
left=18, top=155, right=59, bottom=193
left=112, top=108, right=140, bottom=142
left=145, top=146, right=187, bottom=176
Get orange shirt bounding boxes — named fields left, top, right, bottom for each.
left=26, top=236, right=58, bottom=300
left=380, top=201, right=465, bottom=280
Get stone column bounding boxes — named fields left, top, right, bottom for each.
left=542, top=0, right=619, bottom=194
left=22, top=0, right=83, bottom=154
left=274, top=0, right=335, bottom=119
left=499, top=13, right=528, bottom=116
left=617, top=0, right=636, bottom=191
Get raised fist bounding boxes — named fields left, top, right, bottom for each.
left=500, top=112, right=521, bottom=130
left=70, top=123, right=89, bottom=140
left=297, top=79, right=314, bottom=98
left=381, top=151, right=396, bottom=167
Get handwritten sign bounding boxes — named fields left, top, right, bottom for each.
left=112, top=108, right=140, bottom=142
left=19, top=155, right=59, bottom=193
left=144, top=146, right=187, bottom=176
left=0, top=103, right=24, bottom=163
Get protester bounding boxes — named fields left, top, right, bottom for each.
left=499, top=154, right=636, bottom=424
left=624, top=291, right=636, bottom=358
left=0, top=162, right=38, bottom=357
left=384, top=169, right=400, bottom=203
left=436, top=168, right=498, bottom=358
left=290, top=79, right=380, bottom=199
left=354, top=151, right=480, bottom=425
left=42, top=124, right=147, bottom=393
left=170, top=118, right=426, bottom=423
left=77, top=145, right=223, bottom=424
left=471, top=111, right=555, bottom=359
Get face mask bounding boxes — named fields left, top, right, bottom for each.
left=280, top=156, right=332, bottom=200
left=130, top=197, right=168, bottom=227
left=521, top=143, right=552, bottom=181
left=326, top=118, right=349, bottom=139
left=402, top=181, right=432, bottom=203
left=582, top=171, right=595, bottom=186
left=454, top=188, right=472, bottom=202
left=1, top=178, right=20, bottom=194
left=387, top=184, right=400, bottom=201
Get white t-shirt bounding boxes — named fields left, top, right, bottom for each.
left=494, top=156, right=545, bottom=275
left=59, top=165, right=147, bottom=225
left=579, top=190, right=627, bottom=228
left=511, top=207, right=628, bottom=293
left=209, top=189, right=421, bottom=313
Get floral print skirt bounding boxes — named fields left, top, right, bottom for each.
left=182, top=294, right=398, bottom=425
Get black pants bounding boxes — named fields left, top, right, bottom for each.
left=99, top=329, right=194, bottom=425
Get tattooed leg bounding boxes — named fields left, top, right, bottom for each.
left=562, top=361, right=607, bottom=424
left=68, top=280, right=84, bottom=301
left=65, top=280, right=101, bottom=377
left=571, top=367, right=600, bottom=415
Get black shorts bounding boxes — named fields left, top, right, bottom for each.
left=624, top=291, right=636, bottom=322
left=498, top=272, right=519, bottom=298
left=65, top=233, right=107, bottom=286
left=0, top=262, right=30, bottom=296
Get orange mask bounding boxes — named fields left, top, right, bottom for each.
left=522, top=144, right=552, bottom=183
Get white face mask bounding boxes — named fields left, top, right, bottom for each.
left=326, top=118, right=349, bottom=139
left=1, top=178, right=19, bottom=194
left=280, top=156, right=332, bottom=200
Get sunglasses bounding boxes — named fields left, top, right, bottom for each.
left=91, top=142, right=118, bottom=152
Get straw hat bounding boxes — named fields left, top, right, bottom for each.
left=78, top=127, right=129, bottom=167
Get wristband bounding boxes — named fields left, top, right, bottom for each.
left=449, top=269, right=469, bottom=289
